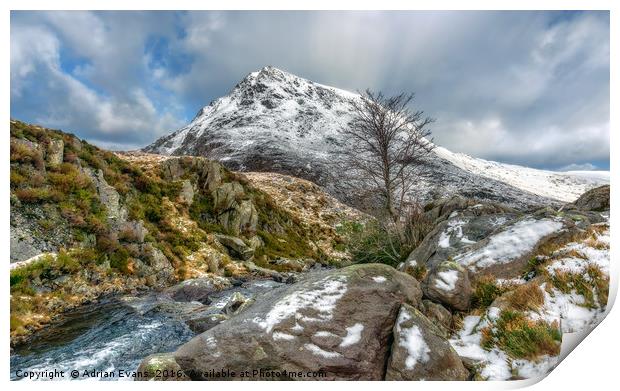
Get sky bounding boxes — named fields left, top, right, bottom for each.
left=10, top=11, right=609, bottom=171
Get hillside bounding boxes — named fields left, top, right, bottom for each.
left=144, top=66, right=608, bottom=208
left=9, top=120, right=361, bottom=344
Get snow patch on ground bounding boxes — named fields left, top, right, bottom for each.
left=450, top=223, right=609, bottom=379
left=272, top=332, right=296, bottom=341
left=438, top=219, right=468, bottom=248
left=10, top=252, right=57, bottom=270
left=449, top=315, right=512, bottom=380
left=540, top=286, right=601, bottom=333
left=372, top=276, right=387, bottom=283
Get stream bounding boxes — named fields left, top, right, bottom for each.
left=10, top=279, right=283, bottom=381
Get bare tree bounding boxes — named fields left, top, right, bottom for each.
left=338, top=89, right=435, bottom=224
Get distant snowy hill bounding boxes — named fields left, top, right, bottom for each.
left=433, top=148, right=609, bottom=203
left=144, top=66, right=609, bottom=208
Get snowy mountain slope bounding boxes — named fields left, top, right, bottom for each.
left=434, top=147, right=609, bottom=203
left=144, top=66, right=608, bottom=208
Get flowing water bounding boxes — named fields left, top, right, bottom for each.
left=10, top=279, right=283, bottom=381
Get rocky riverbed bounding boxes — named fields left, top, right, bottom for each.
left=10, top=278, right=284, bottom=380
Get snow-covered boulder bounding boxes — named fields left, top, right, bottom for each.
left=403, top=201, right=521, bottom=274
left=402, top=200, right=593, bottom=281
left=166, top=264, right=423, bottom=380
left=386, top=304, right=469, bottom=380
left=423, top=261, right=472, bottom=311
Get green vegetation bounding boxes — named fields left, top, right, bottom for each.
left=333, top=205, right=433, bottom=268
left=336, top=220, right=408, bottom=267
left=546, top=264, right=609, bottom=309
left=481, top=310, right=561, bottom=360
left=11, top=251, right=85, bottom=295
left=471, top=276, right=509, bottom=310
left=250, top=187, right=321, bottom=263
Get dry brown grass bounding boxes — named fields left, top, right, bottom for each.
left=584, top=238, right=609, bottom=250
left=506, top=283, right=544, bottom=312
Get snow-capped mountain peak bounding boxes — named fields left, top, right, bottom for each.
left=144, top=67, right=608, bottom=208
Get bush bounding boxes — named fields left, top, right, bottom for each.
left=48, top=163, right=91, bottom=195
left=10, top=142, right=45, bottom=170
left=109, top=247, right=131, bottom=273
left=346, top=221, right=408, bottom=267
left=339, top=203, right=433, bottom=268
left=15, top=188, right=61, bottom=203
left=401, top=204, right=434, bottom=249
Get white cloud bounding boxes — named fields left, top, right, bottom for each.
left=10, top=12, right=186, bottom=149
left=558, top=163, right=598, bottom=171
left=10, top=11, right=609, bottom=168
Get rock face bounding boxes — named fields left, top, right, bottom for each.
left=167, top=264, right=423, bottom=380
left=46, top=138, right=64, bottom=165
left=386, top=304, right=469, bottom=380
left=569, top=185, right=610, bottom=212
left=186, top=314, right=229, bottom=334
left=86, top=168, right=128, bottom=224
left=423, top=261, right=471, bottom=311
left=421, top=300, right=452, bottom=338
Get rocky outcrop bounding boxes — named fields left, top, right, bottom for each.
left=177, top=179, right=195, bottom=206
left=215, top=234, right=254, bottom=260
left=568, top=185, right=609, bottom=212
left=86, top=168, right=128, bottom=224
left=186, top=314, right=229, bottom=334
left=385, top=304, right=469, bottom=380
left=46, top=138, right=64, bottom=166
left=136, top=244, right=175, bottom=287
left=163, top=264, right=423, bottom=380
left=401, top=198, right=602, bottom=281
left=222, top=292, right=253, bottom=315
left=404, top=199, right=521, bottom=274
left=421, top=300, right=452, bottom=338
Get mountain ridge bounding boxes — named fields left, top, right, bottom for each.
left=144, top=66, right=608, bottom=208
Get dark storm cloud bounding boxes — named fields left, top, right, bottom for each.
left=10, top=11, right=609, bottom=169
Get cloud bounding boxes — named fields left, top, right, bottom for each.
left=10, top=11, right=186, bottom=150
left=10, top=11, right=609, bottom=168
left=558, top=163, right=598, bottom=171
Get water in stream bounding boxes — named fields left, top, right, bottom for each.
left=10, top=279, right=283, bottom=381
